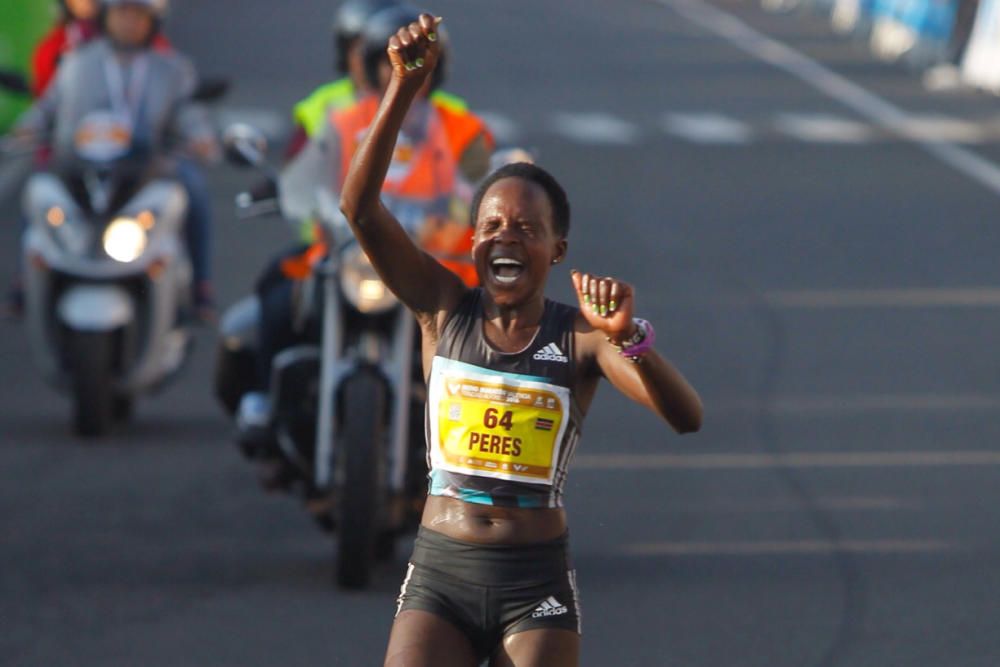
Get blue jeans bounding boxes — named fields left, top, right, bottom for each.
left=175, top=158, right=212, bottom=286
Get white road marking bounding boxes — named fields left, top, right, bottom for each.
left=478, top=111, right=520, bottom=143
left=550, top=112, right=641, bottom=145
left=215, top=107, right=289, bottom=141
left=765, top=287, right=1000, bottom=308
left=773, top=112, right=874, bottom=143
left=661, top=112, right=754, bottom=143
left=623, top=539, right=957, bottom=556
left=574, top=450, right=1000, bottom=470
left=897, top=115, right=988, bottom=144
left=657, top=0, right=1000, bottom=197
left=659, top=496, right=922, bottom=513
left=716, top=394, right=1000, bottom=415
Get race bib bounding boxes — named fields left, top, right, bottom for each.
left=74, top=110, right=133, bottom=162
left=427, top=357, right=570, bottom=485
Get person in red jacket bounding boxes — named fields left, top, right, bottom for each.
left=31, top=0, right=171, bottom=98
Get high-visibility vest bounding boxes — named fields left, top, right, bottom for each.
left=292, top=77, right=358, bottom=138
left=331, top=94, right=457, bottom=203
left=293, top=81, right=490, bottom=145
left=282, top=93, right=490, bottom=286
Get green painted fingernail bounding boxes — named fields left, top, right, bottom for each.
left=415, top=57, right=425, bottom=67
left=584, top=294, right=590, bottom=303
left=600, top=306, right=608, bottom=316
left=428, top=32, right=437, bottom=42
left=591, top=304, right=599, bottom=314
left=610, top=300, right=617, bottom=311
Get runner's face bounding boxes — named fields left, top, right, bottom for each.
left=66, top=0, right=99, bottom=20
left=473, top=178, right=566, bottom=306
left=106, top=5, right=155, bottom=47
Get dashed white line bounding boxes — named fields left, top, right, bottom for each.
left=716, top=394, right=1000, bottom=415
left=622, top=539, right=957, bottom=556
left=657, top=496, right=922, bottom=513
left=550, top=112, right=641, bottom=145
left=574, top=450, right=1000, bottom=470
left=898, top=115, right=988, bottom=144
left=773, top=112, right=874, bottom=143
left=661, top=112, right=754, bottom=144
left=657, top=0, right=1000, bottom=197
left=765, top=287, right=1000, bottom=308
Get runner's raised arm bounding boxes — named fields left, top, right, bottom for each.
left=339, top=13, right=465, bottom=322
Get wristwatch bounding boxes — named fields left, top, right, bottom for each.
left=607, top=318, right=655, bottom=362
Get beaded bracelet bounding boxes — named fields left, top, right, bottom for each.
left=607, top=318, right=656, bottom=362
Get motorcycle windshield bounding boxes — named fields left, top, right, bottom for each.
left=53, top=150, right=166, bottom=219
left=278, top=135, right=344, bottom=235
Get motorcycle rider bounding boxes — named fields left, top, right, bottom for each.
left=31, top=0, right=101, bottom=98
left=11, top=0, right=219, bottom=320
left=30, top=0, right=170, bottom=99
left=236, top=5, right=494, bottom=454
left=286, top=0, right=398, bottom=163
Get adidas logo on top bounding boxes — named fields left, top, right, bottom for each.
left=533, top=342, right=568, bottom=363
left=531, top=596, right=569, bottom=618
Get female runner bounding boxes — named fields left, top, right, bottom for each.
left=339, top=13, right=703, bottom=667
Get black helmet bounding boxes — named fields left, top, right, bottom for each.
left=361, top=5, right=447, bottom=92
left=332, top=0, right=399, bottom=74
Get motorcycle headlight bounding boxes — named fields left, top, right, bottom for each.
left=102, top=217, right=148, bottom=263
left=340, top=245, right=397, bottom=314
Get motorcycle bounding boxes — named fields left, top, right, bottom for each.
left=215, top=123, right=465, bottom=588
left=12, top=75, right=230, bottom=437
left=21, top=150, right=194, bottom=437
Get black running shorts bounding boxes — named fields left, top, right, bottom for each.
left=395, top=527, right=582, bottom=661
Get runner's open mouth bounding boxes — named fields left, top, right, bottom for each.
left=490, top=257, right=525, bottom=285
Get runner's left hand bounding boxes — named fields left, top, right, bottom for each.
left=571, top=270, right=638, bottom=343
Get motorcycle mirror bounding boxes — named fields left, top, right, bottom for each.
left=192, top=76, right=230, bottom=103
left=223, top=123, right=268, bottom=169
left=0, top=68, right=29, bottom=96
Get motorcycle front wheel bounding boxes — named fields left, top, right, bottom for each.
left=68, top=330, right=116, bottom=437
left=334, top=366, right=387, bottom=589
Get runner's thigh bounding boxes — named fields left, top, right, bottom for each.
left=384, top=609, right=478, bottom=667
left=490, top=628, right=579, bottom=667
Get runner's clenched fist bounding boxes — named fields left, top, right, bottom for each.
left=387, top=13, right=442, bottom=86
left=571, top=270, right=638, bottom=343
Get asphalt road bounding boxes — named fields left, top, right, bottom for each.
left=3, top=0, right=1000, bottom=665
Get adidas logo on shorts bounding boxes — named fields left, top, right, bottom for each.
left=531, top=596, right=569, bottom=619
left=532, top=343, right=568, bottom=363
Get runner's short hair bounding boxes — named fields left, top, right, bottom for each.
left=471, top=163, right=571, bottom=239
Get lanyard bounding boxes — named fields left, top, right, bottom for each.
left=103, top=54, right=149, bottom=126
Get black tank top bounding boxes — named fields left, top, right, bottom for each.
left=425, top=289, right=585, bottom=509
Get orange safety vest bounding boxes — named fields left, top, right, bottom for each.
left=282, top=95, right=490, bottom=287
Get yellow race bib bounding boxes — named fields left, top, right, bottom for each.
left=427, top=357, right=571, bottom=485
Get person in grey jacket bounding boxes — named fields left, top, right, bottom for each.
left=13, top=0, right=220, bottom=319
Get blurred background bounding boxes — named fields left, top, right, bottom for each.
left=2, top=0, right=1000, bottom=664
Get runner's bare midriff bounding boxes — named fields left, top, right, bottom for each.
left=421, top=495, right=567, bottom=544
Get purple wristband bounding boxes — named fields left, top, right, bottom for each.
left=621, top=318, right=655, bottom=359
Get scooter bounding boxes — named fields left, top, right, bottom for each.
left=215, top=124, right=452, bottom=588
left=21, top=151, right=193, bottom=436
